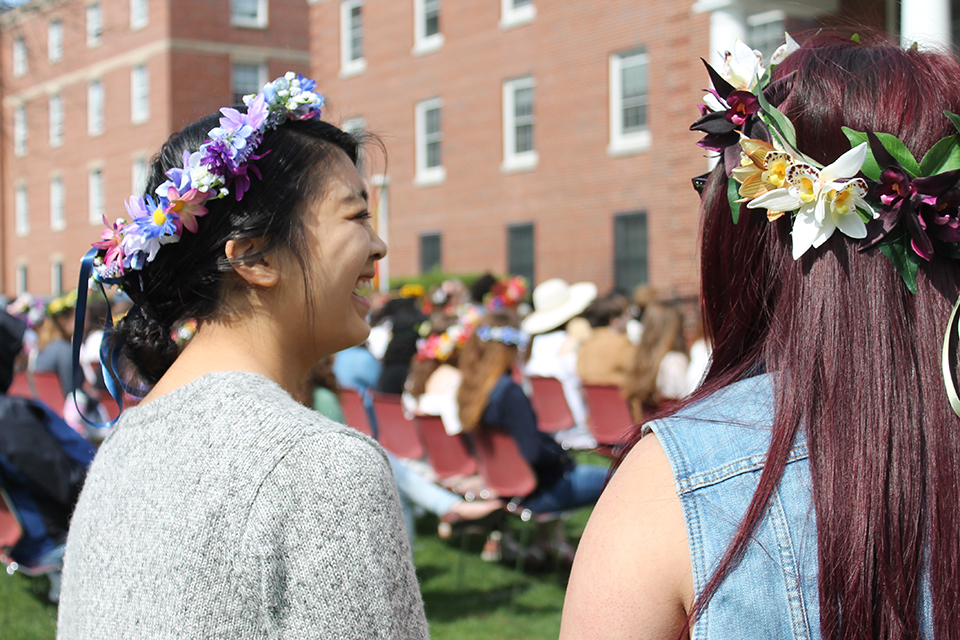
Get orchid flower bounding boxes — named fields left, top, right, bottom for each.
left=720, top=40, right=764, bottom=91
left=732, top=138, right=794, bottom=211
left=748, top=143, right=876, bottom=259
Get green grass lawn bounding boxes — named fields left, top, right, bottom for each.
left=2, top=452, right=607, bottom=639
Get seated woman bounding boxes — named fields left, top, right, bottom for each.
left=562, top=32, right=960, bottom=638
left=621, top=302, right=691, bottom=421
left=457, top=312, right=607, bottom=514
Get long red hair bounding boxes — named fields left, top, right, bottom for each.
left=623, top=31, right=960, bottom=639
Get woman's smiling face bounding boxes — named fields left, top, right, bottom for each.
left=278, top=148, right=387, bottom=363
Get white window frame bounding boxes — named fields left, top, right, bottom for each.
left=50, top=175, right=65, bottom=231
left=339, top=0, right=366, bottom=78
left=502, top=76, right=538, bottom=173
left=49, top=93, right=63, bottom=147
left=131, top=64, right=150, bottom=124
left=86, top=3, right=103, bottom=46
left=88, top=79, right=104, bottom=135
left=230, top=0, right=268, bottom=28
left=50, top=258, right=63, bottom=296
left=231, top=61, right=266, bottom=104
left=131, top=156, right=147, bottom=194
left=15, top=264, right=27, bottom=296
left=608, top=49, right=651, bottom=156
left=88, top=167, right=104, bottom=224
left=13, top=106, right=27, bottom=157
left=47, top=19, right=63, bottom=62
left=413, top=0, right=443, bottom=56
left=130, top=0, right=148, bottom=29
left=12, top=36, right=27, bottom=77
left=500, top=0, right=535, bottom=29
left=415, top=98, right=445, bottom=186
left=15, top=184, right=29, bottom=236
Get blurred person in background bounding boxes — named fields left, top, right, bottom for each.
left=577, top=293, right=634, bottom=388
left=621, top=302, right=690, bottom=422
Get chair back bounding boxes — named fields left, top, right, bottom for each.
left=472, top=427, right=537, bottom=499
left=7, top=371, right=64, bottom=416
left=583, top=384, right=635, bottom=446
left=371, top=393, right=424, bottom=460
left=528, top=375, right=575, bottom=433
left=413, top=415, right=476, bottom=479
left=7, top=372, right=32, bottom=399
left=340, top=388, right=374, bottom=437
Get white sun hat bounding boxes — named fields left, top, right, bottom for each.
left=520, top=278, right=598, bottom=336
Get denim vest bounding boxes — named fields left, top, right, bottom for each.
left=648, top=374, right=932, bottom=639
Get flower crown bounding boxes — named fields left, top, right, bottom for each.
left=475, top=324, right=530, bottom=348
left=90, top=73, right=324, bottom=283
left=484, top=275, right=529, bottom=311
left=416, top=323, right=471, bottom=362
left=691, top=35, right=960, bottom=293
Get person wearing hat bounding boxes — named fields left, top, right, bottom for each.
left=521, top=279, right=598, bottom=439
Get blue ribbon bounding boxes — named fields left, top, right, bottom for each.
left=71, top=249, right=143, bottom=429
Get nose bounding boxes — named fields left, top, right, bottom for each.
left=370, top=227, right=387, bottom=261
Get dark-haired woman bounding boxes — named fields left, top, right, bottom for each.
left=58, top=75, right=428, bottom=638
left=562, top=34, right=960, bottom=639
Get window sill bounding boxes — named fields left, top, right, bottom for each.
left=415, top=167, right=446, bottom=187
left=15, top=229, right=29, bottom=237
left=501, top=152, right=538, bottom=173
left=51, top=222, right=65, bottom=232
left=412, top=34, right=444, bottom=56
left=607, top=131, right=651, bottom=156
left=230, top=18, right=269, bottom=29
left=499, top=4, right=536, bottom=30
left=340, top=58, right=367, bottom=79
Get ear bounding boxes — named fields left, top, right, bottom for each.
left=225, top=238, right=281, bottom=288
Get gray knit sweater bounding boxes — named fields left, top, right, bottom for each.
left=57, top=371, right=428, bottom=639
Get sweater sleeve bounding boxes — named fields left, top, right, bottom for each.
left=238, top=430, right=428, bottom=639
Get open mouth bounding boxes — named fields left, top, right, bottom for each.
left=353, top=278, right=373, bottom=298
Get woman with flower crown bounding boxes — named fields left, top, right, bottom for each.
left=57, top=74, right=428, bottom=638
left=561, top=32, right=960, bottom=639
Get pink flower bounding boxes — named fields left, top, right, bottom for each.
left=92, top=214, right=126, bottom=272
left=165, top=185, right=209, bottom=233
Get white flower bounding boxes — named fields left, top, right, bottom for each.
left=747, top=143, right=877, bottom=259
left=770, top=33, right=800, bottom=65
left=721, top=40, right=764, bottom=91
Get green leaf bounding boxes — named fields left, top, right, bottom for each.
left=727, top=177, right=742, bottom=224
left=879, top=239, right=920, bottom=294
left=842, top=127, right=880, bottom=180
left=919, top=135, right=960, bottom=175
left=946, top=111, right=960, bottom=135
left=874, top=132, right=921, bottom=176
left=757, top=90, right=797, bottom=149
left=851, top=33, right=860, bottom=43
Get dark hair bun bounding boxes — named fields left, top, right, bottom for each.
left=113, top=306, right=178, bottom=386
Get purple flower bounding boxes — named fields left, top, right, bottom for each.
left=200, top=138, right=235, bottom=177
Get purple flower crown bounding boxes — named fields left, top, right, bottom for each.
left=91, top=73, right=324, bottom=282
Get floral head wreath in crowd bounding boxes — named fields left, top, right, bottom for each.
left=416, top=323, right=472, bottom=362
left=475, top=325, right=530, bottom=349
left=74, top=73, right=325, bottom=424
left=690, top=35, right=960, bottom=417
left=484, top=275, right=529, bottom=312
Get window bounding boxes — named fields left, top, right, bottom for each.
left=420, top=233, right=441, bottom=273
left=50, top=176, right=65, bottom=230
left=131, top=157, right=147, bottom=194
left=48, top=20, right=63, bottom=62
left=15, top=185, right=29, bottom=236
left=130, top=0, right=148, bottom=29
left=89, top=168, right=104, bottom=224
left=231, top=0, right=267, bottom=27
left=88, top=79, right=104, bottom=135
left=15, top=265, right=27, bottom=296
left=50, top=259, right=63, bottom=295
left=12, top=36, right=26, bottom=77
left=342, top=117, right=366, bottom=175
left=49, top=93, right=63, bottom=146
left=415, top=98, right=444, bottom=185
left=502, top=77, right=537, bottom=172
left=613, top=212, right=648, bottom=293
left=87, top=3, right=103, bottom=46
left=231, top=62, right=265, bottom=104
left=413, top=0, right=442, bottom=55
left=609, top=49, right=650, bottom=155
left=507, top=223, right=535, bottom=285
left=13, top=106, right=27, bottom=156
left=500, top=0, right=535, bottom=29
left=131, top=64, right=150, bottom=123
left=340, top=0, right=366, bottom=77
left=747, top=10, right=785, bottom=58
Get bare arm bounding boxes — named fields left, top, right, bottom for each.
left=560, top=434, right=693, bottom=639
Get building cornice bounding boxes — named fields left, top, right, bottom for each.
left=0, top=0, right=70, bottom=29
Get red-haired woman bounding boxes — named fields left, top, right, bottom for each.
left=562, top=33, right=960, bottom=639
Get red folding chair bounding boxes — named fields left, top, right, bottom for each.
left=471, top=427, right=537, bottom=502
left=370, top=392, right=424, bottom=460
left=583, top=384, right=636, bottom=453
left=7, top=371, right=64, bottom=416
left=413, top=415, right=477, bottom=479
left=6, top=372, right=32, bottom=399
left=528, top=375, right=575, bottom=433
left=339, top=388, right=374, bottom=437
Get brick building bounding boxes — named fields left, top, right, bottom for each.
left=0, top=0, right=310, bottom=296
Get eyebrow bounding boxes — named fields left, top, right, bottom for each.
left=342, top=188, right=368, bottom=205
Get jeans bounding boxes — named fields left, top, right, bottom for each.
left=521, top=464, right=609, bottom=513
left=387, top=452, right=460, bottom=549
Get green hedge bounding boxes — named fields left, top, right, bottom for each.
left=388, top=269, right=484, bottom=292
